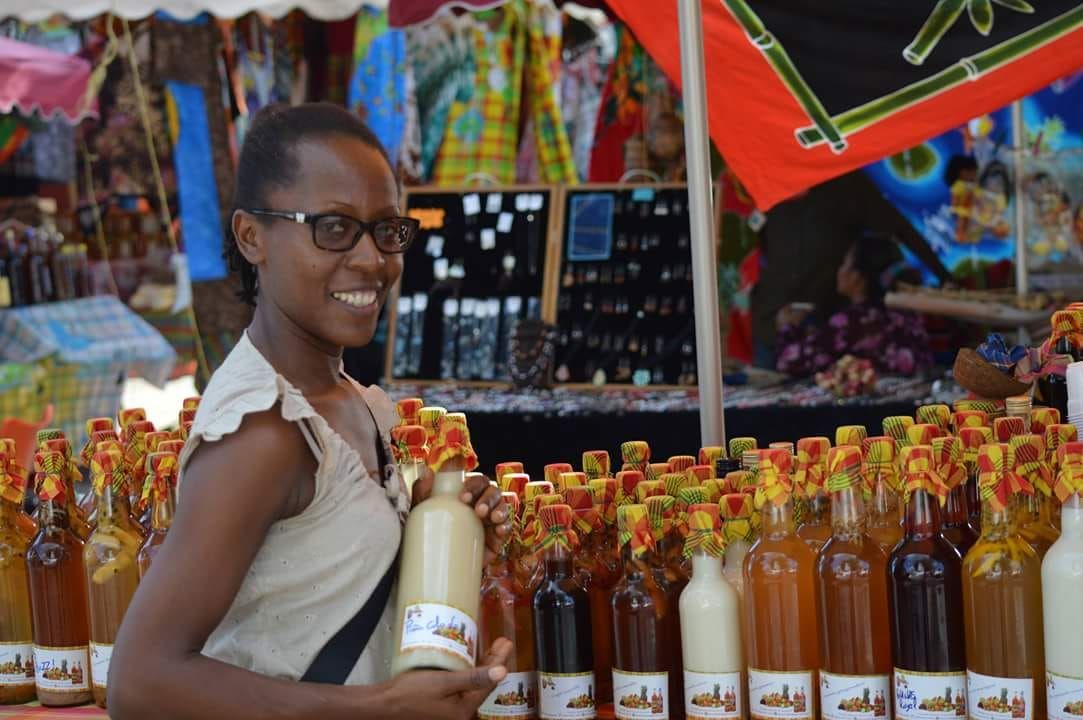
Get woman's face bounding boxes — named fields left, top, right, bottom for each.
left=240, top=134, right=403, bottom=351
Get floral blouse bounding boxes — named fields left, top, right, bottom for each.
left=776, top=302, right=932, bottom=378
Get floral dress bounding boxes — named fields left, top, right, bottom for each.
left=776, top=302, right=932, bottom=378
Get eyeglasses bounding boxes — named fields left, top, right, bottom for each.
left=247, top=209, right=419, bottom=254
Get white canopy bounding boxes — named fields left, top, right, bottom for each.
left=2, top=0, right=382, bottom=21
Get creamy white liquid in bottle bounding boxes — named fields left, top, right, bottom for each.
left=1043, top=492, right=1083, bottom=719
left=392, top=449, right=485, bottom=676
left=681, top=552, right=744, bottom=719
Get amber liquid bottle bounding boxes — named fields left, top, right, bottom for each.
left=137, top=451, right=178, bottom=577
left=0, top=478, right=35, bottom=704
left=84, top=451, right=143, bottom=708
left=887, top=486, right=966, bottom=720
left=25, top=452, right=92, bottom=707
left=612, top=504, right=672, bottom=720
left=941, top=482, right=978, bottom=558
left=962, top=496, right=1045, bottom=720
left=533, top=505, right=595, bottom=720
left=645, top=496, right=686, bottom=720
left=37, top=436, right=92, bottom=543
left=816, top=480, right=892, bottom=720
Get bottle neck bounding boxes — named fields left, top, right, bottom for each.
left=867, top=472, right=898, bottom=521
left=830, top=486, right=865, bottom=540
left=542, top=542, right=574, bottom=578
left=1061, top=493, right=1083, bottom=538
left=904, top=489, right=942, bottom=539
left=96, top=485, right=132, bottom=528
left=621, top=543, right=651, bottom=578
left=150, top=492, right=175, bottom=531
left=691, top=550, right=723, bottom=580
left=762, top=498, right=796, bottom=538
left=37, top=499, right=70, bottom=530
left=943, top=484, right=969, bottom=526
left=807, top=491, right=830, bottom=523
left=431, top=469, right=464, bottom=497
left=724, top=537, right=750, bottom=567
left=980, top=499, right=1018, bottom=540
left=0, top=500, right=19, bottom=529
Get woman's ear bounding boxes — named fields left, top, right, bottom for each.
left=232, top=210, right=266, bottom=266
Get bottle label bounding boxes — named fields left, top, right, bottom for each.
left=684, top=669, right=743, bottom=719
left=0, top=277, right=11, bottom=308
left=613, top=668, right=669, bottom=719
left=538, top=671, right=597, bottom=719
left=1048, top=670, right=1083, bottom=720
left=893, top=668, right=967, bottom=719
left=748, top=668, right=815, bottom=719
left=0, top=642, right=34, bottom=686
left=90, top=642, right=112, bottom=689
left=820, top=670, right=892, bottom=719
left=397, top=602, right=477, bottom=666
left=33, top=645, right=90, bottom=692
left=479, top=670, right=537, bottom=719
left=967, top=670, right=1033, bottom=720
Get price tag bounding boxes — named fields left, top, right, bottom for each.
left=486, top=193, right=503, bottom=214
left=480, top=229, right=497, bottom=250
left=433, top=258, right=449, bottom=280
left=426, top=235, right=445, bottom=257
left=497, top=212, right=514, bottom=233
left=463, top=194, right=482, bottom=216
left=515, top=194, right=530, bottom=212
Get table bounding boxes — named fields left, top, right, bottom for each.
left=0, top=704, right=107, bottom=718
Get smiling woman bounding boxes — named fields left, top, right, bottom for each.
left=106, top=104, right=511, bottom=720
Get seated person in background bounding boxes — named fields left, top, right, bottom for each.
left=775, top=234, right=933, bottom=378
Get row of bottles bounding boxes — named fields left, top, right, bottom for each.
left=0, top=399, right=196, bottom=707
left=381, top=395, right=1083, bottom=720
left=0, top=225, right=92, bottom=308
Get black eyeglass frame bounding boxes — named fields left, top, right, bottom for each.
left=245, top=208, right=419, bottom=254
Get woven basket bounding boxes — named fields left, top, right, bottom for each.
left=953, top=348, right=1031, bottom=399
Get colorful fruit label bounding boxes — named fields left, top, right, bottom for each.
left=684, top=669, right=742, bottom=719
left=1048, top=671, right=1083, bottom=720
left=893, top=668, right=967, bottom=719
left=0, top=642, right=34, bottom=687
left=479, top=670, right=537, bottom=719
left=398, top=602, right=477, bottom=666
left=748, top=668, right=815, bottom=719
left=613, top=669, right=669, bottom=719
left=820, top=670, right=892, bottom=719
left=33, top=646, right=90, bottom=692
left=90, top=642, right=112, bottom=690
left=538, top=671, right=597, bottom=719
left=967, top=671, right=1033, bottom=720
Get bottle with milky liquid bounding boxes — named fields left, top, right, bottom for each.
left=137, top=451, right=179, bottom=577
left=887, top=445, right=967, bottom=720
left=1010, top=434, right=1059, bottom=558
left=719, top=493, right=754, bottom=599
left=588, top=478, right=620, bottom=714
left=26, top=450, right=92, bottom=707
left=680, top=503, right=743, bottom=720
left=611, top=504, right=673, bottom=720
left=794, top=437, right=831, bottom=552
left=1043, top=442, right=1083, bottom=720
left=645, top=495, right=686, bottom=719
left=862, top=437, right=902, bottom=555
left=391, top=413, right=484, bottom=676
left=816, top=446, right=892, bottom=720
left=390, top=425, right=428, bottom=495
left=0, top=446, right=35, bottom=704
left=84, top=448, right=143, bottom=708
left=743, top=449, right=819, bottom=720
left=963, top=443, right=1045, bottom=720
left=934, top=437, right=978, bottom=558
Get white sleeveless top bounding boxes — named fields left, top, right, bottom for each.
left=178, top=333, right=409, bottom=685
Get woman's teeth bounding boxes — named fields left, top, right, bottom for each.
left=332, top=290, right=378, bottom=307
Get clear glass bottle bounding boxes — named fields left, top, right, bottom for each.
left=862, top=436, right=903, bottom=555
left=1044, top=446, right=1083, bottom=719
left=816, top=447, right=892, bottom=720
left=26, top=450, right=92, bottom=707
left=0, top=450, right=35, bottom=704
left=964, top=443, right=1044, bottom=720
left=794, top=437, right=831, bottom=553
left=935, top=437, right=978, bottom=558
left=390, top=425, right=427, bottom=495
left=588, top=478, right=619, bottom=716
left=645, top=495, right=685, bottom=719
left=137, top=451, right=179, bottom=577
left=959, top=426, right=993, bottom=536
left=84, top=449, right=143, bottom=708
left=719, top=493, right=754, bottom=599
left=1010, top=434, right=1059, bottom=559
left=391, top=413, right=484, bottom=676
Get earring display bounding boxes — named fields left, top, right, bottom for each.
left=391, top=187, right=554, bottom=382
left=555, top=185, right=697, bottom=386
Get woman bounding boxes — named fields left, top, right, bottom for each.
left=109, top=104, right=512, bottom=719
left=775, top=234, right=932, bottom=378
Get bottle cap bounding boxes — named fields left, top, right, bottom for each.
left=620, top=441, right=650, bottom=469
left=588, top=478, right=617, bottom=526
left=582, top=450, right=611, bottom=479
left=501, top=472, right=530, bottom=498
left=35, top=428, right=65, bottom=449
left=544, top=463, right=574, bottom=487
left=932, top=437, right=966, bottom=490
left=881, top=416, right=914, bottom=447
left=615, top=470, right=644, bottom=505
left=667, top=455, right=696, bottom=474
left=728, top=437, right=757, bottom=460
left=683, top=503, right=724, bottom=559
left=646, top=462, right=670, bottom=484
left=724, top=470, right=752, bottom=493
left=951, top=410, right=989, bottom=432
left=34, top=450, right=67, bottom=503
left=978, top=442, right=1032, bottom=510
left=677, top=486, right=707, bottom=512
left=644, top=495, right=676, bottom=541
left=563, top=487, right=601, bottom=536
left=557, top=471, right=587, bottom=494
left=825, top=446, right=862, bottom=493
left=90, top=446, right=126, bottom=496
left=698, top=446, right=724, bottom=468
left=181, top=397, right=201, bottom=412
left=1009, top=434, right=1051, bottom=496
left=1029, top=407, right=1061, bottom=436
left=687, top=465, right=713, bottom=484
left=536, top=504, right=578, bottom=551
left=142, top=451, right=178, bottom=504
left=993, top=416, right=1025, bottom=442
left=494, top=462, right=524, bottom=485
left=915, top=404, right=951, bottom=432
left=396, top=398, right=424, bottom=426
left=636, top=480, right=665, bottom=503
left=0, top=447, right=26, bottom=505
left=700, top=478, right=724, bottom=504
left=524, top=481, right=554, bottom=504
left=145, top=431, right=171, bottom=455
left=427, top=413, right=479, bottom=472
left=958, top=427, right=993, bottom=473
left=794, top=437, right=830, bottom=497
left=661, top=472, right=687, bottom=498
left=720, top=493, right=755, bottom=544
left=906, top=423, right=940, bottom=447
left=391, top=425, right=428, bottom=463
left=617, top=504, right=654, bottom=556
left=117, top=408, right=147, bottom=432
left=1046, top=424, right=1079, bottom=468
left=835, top=425, right=868, bottom=448
left=1054, top=442, right=1083, bottom=502
left=158, top=440, right=184, bottom=456
left=862, top=437, right=900, bottom=492
left=418, top=406, right=447, bottom=444
left=900, top=445, right=947, bottom=505
left=755, top=449, right=793, bottom=507
left=769, top=442, right=795, bottom=456
left=80, top=418, right=115, bottom=466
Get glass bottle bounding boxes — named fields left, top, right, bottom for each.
left=84, top=448, right=142, bottom=708
left=391, top=414, right=484, bottom=676
left=1043, top=446, right=1083, bottom=720
left=1011, top=434, right=1059, bottom=559
left=533, top=504, right=595, bottom=720
left=0, top=441, right=37, bottom=544
left=934, top=437, right=978, bottom=558
left=517, top=482, right=556, bottom=591
left=0, top=450, right=35, bottom=704
left=78, top=419, right=120, bottom=520
left=26, top=450, right=92, bottom=706
left=390, top=425, right=428, bottom=495
left=888, top=445, right=967, bottom=720
left=680, top=504, right=743, bottom=720
left=612, top=504, right=672, bottom=720
left=816, top=447, right=892, bottom=720
left=959, top=426, right=993, bottom=535
left=964, top=443, right=1044, bottom=720
left=795, top=437, right=831, bottom=552
left=645, top=495, right=685, bottom=719
left=137, top=451, right=178, bottom=578
left=122, top=420, right=156, bottom=535
left=744, top=450, right=818, bottom=720
left=588, top=478, right=620, bottom=716
left=719, top=493, right=755, bottom=599
left=478, top=493, right=536, bottom=720
left=862, top=437, right=903, bottom=555
left=582, top=450, right=611, bottom=482
left=37, top=434, right=92, bottom=542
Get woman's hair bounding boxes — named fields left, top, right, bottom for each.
left=227, top=103, right=393, bottom=305
left=847, top=232, right=913, bottom=305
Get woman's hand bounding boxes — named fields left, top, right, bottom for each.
left=377, top=638, right=512, bottom=720
left=413, top=468, right=513, bottom=561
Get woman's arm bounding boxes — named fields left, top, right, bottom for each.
left=108, top=407, right=508, bottom=720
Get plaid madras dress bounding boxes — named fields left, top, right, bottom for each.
left=521, top=0, right=577, bottom=184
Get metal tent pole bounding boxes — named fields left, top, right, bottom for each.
left=1011, top=100, right=1030, bottom=343
left=677, top=0, right=726, bottom=447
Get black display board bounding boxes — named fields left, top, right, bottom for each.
left=388, top=186, right=555, bottom=382
left=554, top=184, right=697, bottom=387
